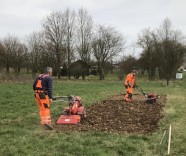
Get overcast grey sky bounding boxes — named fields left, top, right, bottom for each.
left=0, top=0, right=186, bottom=56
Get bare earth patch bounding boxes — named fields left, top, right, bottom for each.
left=55, top=94, right=166, bottom=134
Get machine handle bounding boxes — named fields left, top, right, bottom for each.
left=135, top=85, right=147, bottom=96
left=52, top=95, right=75, bottom=103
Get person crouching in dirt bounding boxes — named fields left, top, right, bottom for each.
left=33, top=67, right=54, bottom=130
left=124, top=70, right=137, bottom=102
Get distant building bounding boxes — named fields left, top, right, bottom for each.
left=70, top=60, right=91, bottom=79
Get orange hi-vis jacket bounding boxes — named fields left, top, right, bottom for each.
left=125, top=73, right=135, bottom=88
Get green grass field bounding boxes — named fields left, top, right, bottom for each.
left=0, top=75, right=186, bottom=156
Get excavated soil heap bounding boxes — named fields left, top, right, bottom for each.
left=55, top=94, right=166, bottom=134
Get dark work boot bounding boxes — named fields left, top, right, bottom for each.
left=128, top=93, right=132, bottom=101
left=44, top=124, right=54, bottom=130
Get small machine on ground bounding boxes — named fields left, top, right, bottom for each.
left=53, top=95, right=86, bottom=124
left=135, top=85, right=160, bottom=104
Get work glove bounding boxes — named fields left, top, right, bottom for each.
left=127, top=83, right=132, bottom=87
left=49, top=99, right=53, bottom=104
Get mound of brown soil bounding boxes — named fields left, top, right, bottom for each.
left=55, top=94, right=166, bottom=134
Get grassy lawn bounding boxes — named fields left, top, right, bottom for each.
left=0, top=74, right=186, bottom=156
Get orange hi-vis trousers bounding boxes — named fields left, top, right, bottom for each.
left=124, top=86, right=133, bottom=101
left=35, top=92, right=51, bottom=125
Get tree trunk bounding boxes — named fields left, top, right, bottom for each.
left=68, top=68, right=71, bottom=80
left=82, top=73, right=85, bottom=80
left=99, top=66, right=105, bottom=80
left=67, top=33, right=71, bottom=80
left=18, top=67, right=20, bottom=75
left=27, top=68, right=29, bottom=74
left=166, top=78, right=169, bottom=85
left=57, top=67, right=61, bottom=79
left=32, top=69, right=36, bottom=78
left=99, top=73, right=105, bottom=80
left=56, top=50, right=61, bottom=79
left=6, top=63, right=9, bottom=74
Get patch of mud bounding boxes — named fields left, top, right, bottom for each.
left=55, top=94, right=166, bottom=134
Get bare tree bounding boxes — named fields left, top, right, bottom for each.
left=157, top=18, right=186, bottom=85
left=138, top=18, right=186, bottom=84
left=92, top=25, right=124, bottom=80
left=76, top=8, right=93, bottom=79
left=2, top=36, right=14, bottom=74
left=42, top=11, right=66, bottom=79
left=138, top=28, right=158, bottom=80
left=0, top=41, right=6, bottom=69
left=119, top=55, right=137, bottom=74
left=14, top=42, right=27, bottom=75
left=63, top=8, right=76, bottom=79
left=2, top=35, right=25, bottom=75
left=27, top=32, right=45, bottom=77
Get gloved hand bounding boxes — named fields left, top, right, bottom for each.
left=124, top=85, right=128, bottom=89
left=127, top=83, right=132, bottom=87
left=49, top=99, right=53, bottom=104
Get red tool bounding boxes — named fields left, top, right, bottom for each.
left=135, top=85, right=160, bottom=103
left=53, top=96, right=86, bottom=124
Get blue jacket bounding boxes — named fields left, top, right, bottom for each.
left=33, top=74, right=53, bottom=99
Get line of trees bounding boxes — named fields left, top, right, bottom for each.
left=0, top=35, right=28, bottom=75
left=0, top=8, right=125, bottom=80
left=137, top=18, right=186, bottom=85
left=118, top=18, right=186, bottom=85
left=0, top=8, right=185, bottom=83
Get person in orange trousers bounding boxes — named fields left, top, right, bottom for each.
left=33, top=67, right=54, bottom=130
left=124, top=70, right=136, bottom=102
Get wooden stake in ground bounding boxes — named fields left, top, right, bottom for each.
left=168, top=124, right=172, bottom=155
left=160, top=130, right=166, bottom=144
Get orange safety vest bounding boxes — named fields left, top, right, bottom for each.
left=125, top=73, right=135, bottom=87
left=35, top=74, right=49, bottom=91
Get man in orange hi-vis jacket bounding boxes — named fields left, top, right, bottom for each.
left=124, top=70, right=136, bottom=102
left=33, top=67, right=53, bottom=130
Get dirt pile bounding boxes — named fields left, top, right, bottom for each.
left=55, top=94, right=166, bottom=134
